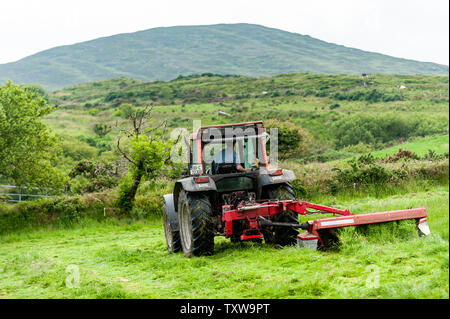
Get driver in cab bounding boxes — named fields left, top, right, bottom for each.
left=215, top=141, right=252, bottom=173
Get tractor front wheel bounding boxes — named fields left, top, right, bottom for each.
left=178, top=190, right=215, bottom=257
left=263, top=183, right=299, bottom=246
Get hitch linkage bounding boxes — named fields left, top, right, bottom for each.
left=258, top=216, right=309, bottom=230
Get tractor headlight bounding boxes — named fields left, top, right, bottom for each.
left=269, top=169, right=283, bottom=176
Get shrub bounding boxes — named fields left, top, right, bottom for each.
left=88, top=108, right=100, bottom=115
left=264, top=119, right=309, bottom=159
left=61, top=140, right=98, bottom=161
left=116, top=173, right=135, bottom=212
left=331, top=89, right=402, bottom=103
left=68, top=160, right=119, bottom=194
left=325, top=155, right=449, bottom=195
left=118, top=103, right=135, bottom=119
left=329, top=103, right=340, bottom=110
left=333, top=161, right=394, bottom=187
left=384, top=149, right=419, bottom=163
left=93, top=123, right=112, bottom=138
left=159, top=87, right=173, bottom=99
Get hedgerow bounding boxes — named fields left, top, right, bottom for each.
left=332, top=114, right=448, bottom=147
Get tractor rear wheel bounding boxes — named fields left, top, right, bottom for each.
left=178, top=190, right=215, bottom=257
left=263, top=183, right=299, bottom=246
left=163, top=201, right=181, bottom=253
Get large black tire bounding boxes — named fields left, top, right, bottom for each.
left=263, top=183, right=299, bottom=246
left=163, top=201, right=181, bottom=253
left=178, top=190, right=215, bottom=257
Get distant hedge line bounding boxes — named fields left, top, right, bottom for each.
left=102, top=86, right=407, bottom=106
left=0, top=191, right=162, bottom=235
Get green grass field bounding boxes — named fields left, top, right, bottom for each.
left=1, top=186, right=448, bottom=299
left=1, top=73, right=448, bottom=299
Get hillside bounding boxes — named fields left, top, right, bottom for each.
left=1, top=23, right=448, bottom=91
left=41, top=72, right=449, bottom=175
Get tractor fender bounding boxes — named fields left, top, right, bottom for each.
left=173, top=177, right=217, bottom=209
left=258, top=169, right=296, bottom=187
left=163, top=194, right=179, bottom=232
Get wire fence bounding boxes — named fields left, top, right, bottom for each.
left=0, top=185, right=54, bottom=203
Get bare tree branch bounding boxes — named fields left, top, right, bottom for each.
left=116, top=136, right=137, bottom=166
left=163, top=129, right=182, bottom=164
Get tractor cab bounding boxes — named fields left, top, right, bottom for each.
left=184, top=121, right=269, bottom=197
left=185, top=121, right=274, bottom=196
left=188, top=121, right=269, bottom=176
left=176, top=121, right=294, bottom=200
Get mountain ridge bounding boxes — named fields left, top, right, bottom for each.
left=0, top=23, right=448, bottom=91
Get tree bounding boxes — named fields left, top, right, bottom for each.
left=116, top=104, right=174, bottom=211
left=0, top=81, right=63, bottom=187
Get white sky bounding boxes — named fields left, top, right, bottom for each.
left=0, top=0, right=448, bottom=65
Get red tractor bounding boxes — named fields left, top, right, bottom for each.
left=163, top=121, right=430, bottom=257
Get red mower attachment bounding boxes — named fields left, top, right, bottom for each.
left=222, top=200, right=430, bottom=249
left=297, top=207, right=429, bottom=249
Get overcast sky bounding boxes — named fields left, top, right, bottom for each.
left=0, top=0, right=448, bottom=65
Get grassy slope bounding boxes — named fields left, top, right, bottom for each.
left=46, top=73, right=449, bottom=139
left=42, top=73, right=449, bottom=172
left=367, top=134, right=449, bottom=158
left=1, top=24, right=448, bottom=91
left=0, top=186, right=448, bottom=299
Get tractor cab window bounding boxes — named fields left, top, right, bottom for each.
left=244, top=137, right=259, bottom=170
left=192, top=139, right=199, bottom=164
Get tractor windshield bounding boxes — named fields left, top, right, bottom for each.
left=188, top=122, right=269, bottom=175
left=200, top=131, right=268, bottom=174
